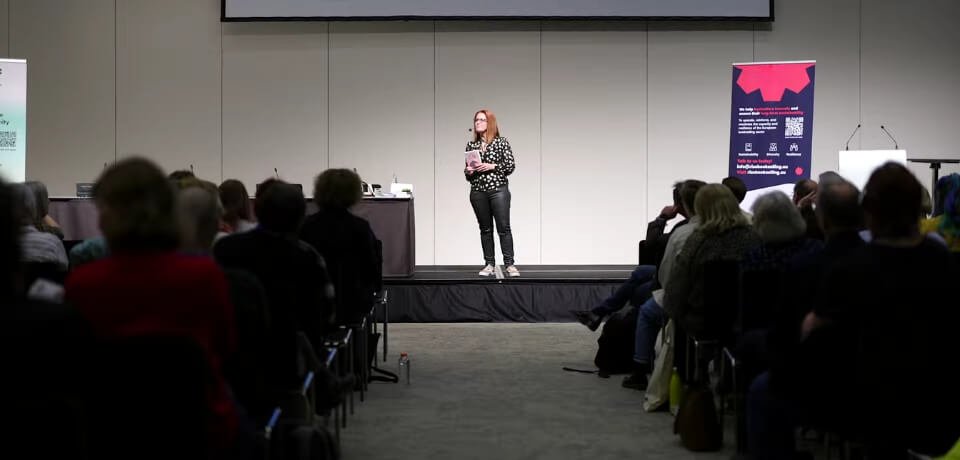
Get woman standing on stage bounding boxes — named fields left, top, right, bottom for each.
left=464, top=109, right=519, bottom=277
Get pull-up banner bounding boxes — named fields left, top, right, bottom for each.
left=729, top=61, right=815, bottom=197
left=0, top=59, right=27, bottom=182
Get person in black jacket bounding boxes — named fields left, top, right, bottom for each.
left=215, top=181, right=335, bottom=390
left=300, top=169, right=380, bottom=326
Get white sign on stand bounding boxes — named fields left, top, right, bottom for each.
left=0, top=59, right=27, bottom=182
left=838, top=150, right=907, bottom=191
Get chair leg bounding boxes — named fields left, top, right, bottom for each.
left=383, top=296, right=390, bottom=363
left=357, top=326, right=366, bottom=403
left=372, top=312, right=379, bottom=366
left=348, top=338, right=355, bottom=417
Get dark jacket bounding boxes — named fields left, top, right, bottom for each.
left=664, top=225, right=761, bottom=336
left=300, top=209, right=380, bottom=325
left=214, top=229, right=334, bottom=386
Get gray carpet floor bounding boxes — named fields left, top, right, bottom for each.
left=340, top=323, right=737, bottom=459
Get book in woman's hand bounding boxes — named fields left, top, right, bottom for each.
left=465, top=150, right=482, bottom=171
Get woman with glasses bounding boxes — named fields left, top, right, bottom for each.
left=464, top=109, right=519, bottom=277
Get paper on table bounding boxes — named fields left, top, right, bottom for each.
left=465, top=150, right=482, bottom=171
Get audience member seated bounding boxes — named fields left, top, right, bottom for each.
left=168, top=168, right=196, bottom=184
left=622, top=179, right=706, bottom=390
left=749, top=163, right=960, bottom=458
left=573, top=181, right=691, bottom=332
left=218, top=179, right=257, bottom=240
left=12, top=183, right=68, bottom=271
left=793, top=178, right=824, bottom=241
left=920, top=173, right=959, bottom=252
left=24, top=180, right=65, bottom=240
left=735, top=191, right=822, bottom=376
left=663, top=183, right=761, bottom=338
left=762, top=178, right=865, bottom=411
left=644, top=180, right=690, bottom=264
left=722, top=175, right=753, bottom=222
left=177, top=180, right=274, bottom=423
left=0, top=179, right=94, bottom=457
left=68, top=236, right=109, bottom=268
left=300, top=169, right=379, bottom=326
left=215, top=179, right=336, bottom=389
left=64, top=158, right=241, bottom=454
left=744, top=191, right=823, bottom=273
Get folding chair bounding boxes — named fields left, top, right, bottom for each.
left=263, top=407, right=283, bottom=460
left=323, top=327, right=355, bottom=422
left=374, top=289, right=390, bottom=362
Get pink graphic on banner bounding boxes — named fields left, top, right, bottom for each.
left=734, top=63, right=814, bottom=102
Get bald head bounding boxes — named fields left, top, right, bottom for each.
left=816, top=181, right=862, bottom=235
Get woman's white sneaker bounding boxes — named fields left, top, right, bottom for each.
left=505, top=265, right=520, bottom=277
left=478, top=265, right=495, bottom=276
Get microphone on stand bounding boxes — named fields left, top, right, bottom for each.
left=844, top=124, right=861, bottom=151
left=880, top=125, right=899, bottom=149
left=274, top=168, right=279, bottom=178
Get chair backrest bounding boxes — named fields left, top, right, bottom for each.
left=739, top=268, right=782, bottom=333
left=373, top=238, right=384, bottom=292
left=85, top=335, right=215, bottom=460
left=701, top=259, right=741, bottom=343
left=20, top=261, right=67, bottom=287
left=62, top=239, right=84, bottom=254
left=223, top=268, right=274, bottom=422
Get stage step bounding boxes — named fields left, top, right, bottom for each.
left=383, top=265, right=633, bottom=322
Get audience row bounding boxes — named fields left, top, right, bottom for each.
left=1, top=159, right=382, bottom=459
left=577, top=167, right=960, bottom=458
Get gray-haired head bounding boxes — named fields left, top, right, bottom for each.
left=10, top=183, right=37, bottom=227
left=751, top=191, right=806, bottom=243
left=23, top=181, right=50, bottom=222
left=177, top=183, right=223, bottom=252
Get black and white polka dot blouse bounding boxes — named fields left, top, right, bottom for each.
left=463, top=136, right=516, bottom=192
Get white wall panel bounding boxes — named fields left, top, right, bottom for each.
left=116, top=0, right=222, bottom=180
left=222, top=22, right=329, bottom=194
left=328, top=22, right=436, bottom=263
left=11, top=0, right=115, bottom=195
left=541, top=23, right=647, bottom=264
left=647, top=24, right=753, bottom=218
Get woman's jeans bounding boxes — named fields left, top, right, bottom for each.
left=470, top=186, right=515, bottom=266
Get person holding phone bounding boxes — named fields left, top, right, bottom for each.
left=464, top=109, right=518, bottom=277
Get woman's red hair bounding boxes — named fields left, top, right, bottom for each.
left=473, top=109, right=500, bottom=144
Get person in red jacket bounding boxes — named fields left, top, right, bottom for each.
left=65, top=157, right=239, bottom=454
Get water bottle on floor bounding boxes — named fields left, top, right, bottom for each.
left=398, top=352, right=410, bottom=384
left=669, top=366, right=683, bottom=415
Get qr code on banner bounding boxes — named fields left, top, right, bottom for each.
left=0, top=131, right=15, bottom=148
left=784, top=117, right=804, bottom=137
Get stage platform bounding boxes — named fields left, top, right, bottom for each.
left=383, top=265, right=633, bottom=322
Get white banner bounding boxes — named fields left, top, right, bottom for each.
left=0, top=59, right=26, bottom=182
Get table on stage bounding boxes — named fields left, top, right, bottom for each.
left=49, top=197, right=416, bottom=277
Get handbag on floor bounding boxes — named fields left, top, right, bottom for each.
left=643, top=320, right=674, bottom=412
left=594, top=306, right=639, bottom=376
left=673, top=382, right=722, bottom=452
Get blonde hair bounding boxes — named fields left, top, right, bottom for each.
left=694, top=183, right=750, bottom=236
